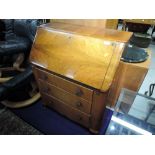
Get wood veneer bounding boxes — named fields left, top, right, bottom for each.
left=30, top=22, right=132, bottom=92
left=51, top=19, right=119, bottom=29
left=38, top=79, right=92, bottom=114
left=33, top=67, right=93, bottom=102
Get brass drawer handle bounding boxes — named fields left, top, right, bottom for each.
left=76, top=101, right=82, bottom=108
left=75, top=88, right=83, bottom=97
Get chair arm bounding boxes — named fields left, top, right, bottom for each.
left=0, top=40, right=30, bottom=56
left=0, top=65, right=33, bottom=101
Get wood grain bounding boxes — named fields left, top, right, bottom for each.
left=30, top=23, right=131, bottom=92
left=51, top=19, right=118, bottom=29
left=41, top=93, right=91, bottom=128
left=33, top=67, right=93, bottom=102
left=43, top=22, right=132, bottom=42
left=89, top=90, right=108, bottom=133
left=38, top=79, right=92, bottom=114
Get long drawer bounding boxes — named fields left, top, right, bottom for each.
left=41, top=93, right=90, bottom=128
left=38, top=79, right=91, bottom=114
left=33, top=67, right=93, bottom=102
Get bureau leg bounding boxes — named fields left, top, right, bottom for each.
left=89, top=128, right=99, bottom=134
left=89, top=91, right=108, bottom=134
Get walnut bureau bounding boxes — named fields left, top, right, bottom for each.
left=29, top=22, right=133, bottom=133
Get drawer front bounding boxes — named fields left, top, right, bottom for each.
left=38, top=79, right=91, bottom=114
left=41, top=93, right=90, bottom=128
left=33, top=67, right=93, bottom=102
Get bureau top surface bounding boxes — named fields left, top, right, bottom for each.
left=30, top=22, right=131, bottom=92
left=39, top=22, right=132, bottom=43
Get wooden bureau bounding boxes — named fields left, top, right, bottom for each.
left=29, top=22, right=133, bottom=133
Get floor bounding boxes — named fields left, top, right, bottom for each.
left=0, top=106, right=42, bottom=135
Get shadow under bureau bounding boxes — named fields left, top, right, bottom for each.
left=29, top=22, right=133, bottom=133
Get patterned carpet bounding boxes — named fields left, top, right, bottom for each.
left=0, top=106, right=42, bottom=135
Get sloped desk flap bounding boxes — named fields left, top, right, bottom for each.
left=30, top=22, right=132, bottom=92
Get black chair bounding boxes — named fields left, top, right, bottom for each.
left=129, top=34, right=151, bottom=48
left=0, top=65, right=40, bottom=108
left=124, top=22, right=151, bottom=48
left=124, top=22, right=150, bottom=34
left=0, top=20, right=39, bottom=76
left=0, top=19, right=45, bottom=108
left=0, top=20, right=5, bottom=40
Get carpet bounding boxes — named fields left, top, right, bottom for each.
left=0, top=107, right=42, bottom=135
left=0, top=99, right=113, bottom=135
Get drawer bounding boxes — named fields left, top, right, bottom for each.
left=33, top=67, right=93, bottom=102
left=41, top=93, right=90, bottom=128
left=38, top=79, right=91, bottom=114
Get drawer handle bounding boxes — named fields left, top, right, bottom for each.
left=76, top=101, right=82, bottom=108
left=43, top=87, right=50, bottom=93
left=42, top=74, right=48, bottom=80
left=78, top=116, right=83, bottom=121
left=75, top=88, right=83, bottom=97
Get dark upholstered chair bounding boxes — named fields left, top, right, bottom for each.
left=124, top=22, right=150, bottom=34
left=129, top=34, right=151, bottom=48
left=0, top=20, right=39, bottom=73
left=124, top=22, right=151, bottom=48
left=0, top=19, right=45, bottom=108
left=0, top=65, right=41, bottom=108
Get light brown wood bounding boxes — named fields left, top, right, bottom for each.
left=38, top=79, right=92, bottom=114
left=106, top=20, right=118, bottom=29
left=107, top=49, right=151, bottom=107
left=101, top=43, right=125, bottom=91
left=30, top=22, right=132, bottom=92
left=42, top=93, right=91, bottom=128
left=33, top=67, right=93, bottom=102
left=51, top=19, right=118, bottom=29
left=89, top=90, right=108, bottom=132
left=45, top=22, right=132, bottom=42
left=51, top=19, right=107, bottom=28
